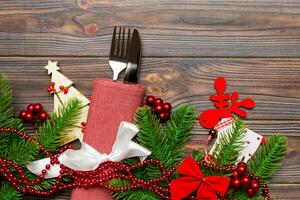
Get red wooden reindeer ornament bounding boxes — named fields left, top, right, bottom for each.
left=199, top=77, right=255, bottom=129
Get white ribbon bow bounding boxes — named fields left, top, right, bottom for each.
left=26, top=121, right=151, bottom=179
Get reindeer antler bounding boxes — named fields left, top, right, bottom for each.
left=199, top=77, right=256, bottom=129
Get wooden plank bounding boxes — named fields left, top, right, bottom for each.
left=0, top=57, right=299, bottom=121
left=0, top=1, right=299, bottom=57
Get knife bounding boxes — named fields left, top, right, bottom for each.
left=124, top=29, right=141, bottom=83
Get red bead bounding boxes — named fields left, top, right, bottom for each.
left=232, top=170, right=239, bottom=178
left=247, top=188, right=256, bottom=197
left=146, top=96, right=156, bottom=106
left=162, top=102, right=172, bottom=112
left=39, top=111, right=48, bottom=121
left=19, top=110, right=27, bottom=120
left=154, top=98, right=163, bottom=106
left=231, top=178, right=241, bottom=189
left=241, top=175, right=251, bottom=186
left=81, top=122, right=86, bottom=127
left=24, top=112, right=33, bottom=121
left=59, top=85, right=65, bottom=90
left=250, top=180, right=260, bottom=191
left=27, top=104, right=35, bottom=112
left=51, top=82, right=55, bottom=87
left=45, top=164, right=51, bottom=170
left=33, top=103, right=43, bottom=113
left=154, top=105, right=163, bottom=114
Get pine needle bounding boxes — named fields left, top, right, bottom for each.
left=248, top=135, right=288, bottom=180
left=0, top=182, right=21, bottom=200
left=213, top=119, right=246, bottom=165
left=36, top=98, right=82, bottom=152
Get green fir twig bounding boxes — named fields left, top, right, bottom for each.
left=36, top=98, right=82, bottom=153
left=248, top=135, right=288, bottom=180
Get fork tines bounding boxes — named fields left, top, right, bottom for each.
left=110, top=26, right=131, bottom=61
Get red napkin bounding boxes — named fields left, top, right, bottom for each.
left=71, top=78, right=144, bottom=200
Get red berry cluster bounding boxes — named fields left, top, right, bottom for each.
left=19, top=103, right=48, bottom=123
left=231, top=162, right=269, bottom=199
left=47, top=82, right=69, bottom=94
left=145, top=96, right=172, bottom=121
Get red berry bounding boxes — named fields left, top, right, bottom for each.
left=154, top=105, right=163, bottom=114
left=59, top=85, right=65, bottom=90
left=154, top=98, right=163, bottom=106
left=231, top=178, right=241, bottom=189
left=164, top=112, right=170, bottom=120
left=47, top=87, right=53, bottom=93
left=33, top=103, right=43, bottom=113
left=162, top=102, right=172, bottom=112
left=250, top=180, right=260, bottom=191
left=241, top=175, right=251, bottom=186
left=19, top=110, right=27, bottom=120
left=27, top=104, right=35, bottom=112
left=39, top=111, right=48, bottom=121
left=24, top=112, right=33, bottom=121
left=237, top=163, right=247, bottom=175
left=232, top=170, right=239, bottom=178
left=159, top=112, right=170, bottom=121
left=81, top=122, right=86, bottom=127
left=247, top=188, right=256, bottom=197
left=50, top=82, right=55, bottom=87
left=146, top=96, right=156, bottom=106
left=238, top=161, right=247, bottom=168
left=63, top=88, right=69, bottom=94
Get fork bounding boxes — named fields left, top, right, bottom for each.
left=109, top=26, right=131, bottom=81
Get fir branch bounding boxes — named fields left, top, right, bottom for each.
left=36, top=98, right=82, bottom=152
left=248, top=135, right=288, bottom=180
left=135, top=105, right=196, bottom=169
left=0, top=182, right=21, bottom=200
left=0, top=73, right=23, bottom=130
left=192, top=150, right=205, bottom=161
left=213, top=119, right=246, bottom=165
left=110, top=179, right=160, bottom=200
left=0, top=73, right=14, bottom=127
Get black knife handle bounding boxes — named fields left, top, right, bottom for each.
left=124, top=62, right=138, bottom=84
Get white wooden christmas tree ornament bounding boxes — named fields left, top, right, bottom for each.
left=44, top=60, right=90, bottom=143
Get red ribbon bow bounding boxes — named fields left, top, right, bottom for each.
left=170, top=156, right=230, bottom=200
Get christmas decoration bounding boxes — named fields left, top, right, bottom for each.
left=19, top=103, right=48, bottom=127
left=26, top=122, right=151, bottom=178
left=145, top=95, right=172, bottom=121
left=170, top=156, right=231, bottom=200
left=209, top=117, right=264, bottom=163
left=0, top=73, right=288, bottom=200
left=199, top=77, right=255, bottom=129
left=45, top=60, right=90, bottom=143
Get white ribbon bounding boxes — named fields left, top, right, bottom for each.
left=26, top=121, right=151, bottom=179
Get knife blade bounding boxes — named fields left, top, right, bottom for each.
left=124, top=29, right=141, bottom=83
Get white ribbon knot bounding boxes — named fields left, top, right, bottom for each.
left=26, top=121, right=151, bottom=178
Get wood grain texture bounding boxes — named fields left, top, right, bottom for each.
left=0, top=1, right=299, bottom=56
left=1, top=0, right=300, bottom=199
left=0, top=57, right=299, bottom=199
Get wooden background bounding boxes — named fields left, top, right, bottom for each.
left=0, top=0, right=299, bottom=199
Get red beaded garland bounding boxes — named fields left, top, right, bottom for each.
left=0, top=127, right=270, bottom=200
